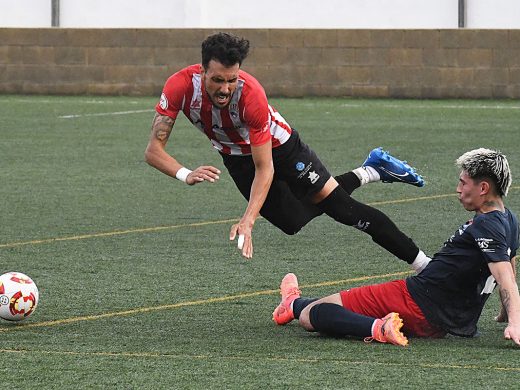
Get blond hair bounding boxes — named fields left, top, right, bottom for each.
left=456, top=148, right=512, bottom=196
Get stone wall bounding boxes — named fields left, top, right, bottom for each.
left=0, top=28, right=518, bottom=98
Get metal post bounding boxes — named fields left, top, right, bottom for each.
left=458, top=0, right=466, bottom=28
left=51, top=0, right=60, bottom=27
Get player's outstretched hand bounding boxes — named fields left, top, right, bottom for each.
left=504, top=324, right=520, bottom=346
left=186, top=166, right=221, bottom=185
left=230, top=223, right=253, bottom=259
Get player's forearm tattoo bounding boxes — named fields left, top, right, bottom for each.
left=500, top=286, right=511, bottom=313
left=152, top=113, right=174, bottom=143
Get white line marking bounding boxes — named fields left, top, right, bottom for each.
left=0, top=98, right=144, bottom=105
left=338, top=103, right=520, bottom=110
left=56, top=102, right=520, bottom=119
left=59, top=109, right=154, bottom=119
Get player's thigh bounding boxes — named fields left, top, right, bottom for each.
left=260, top=179, right=322, bottom=235
left=273, top=131, right=331, bottom=199
left=222, top=152, right=321, bottom=234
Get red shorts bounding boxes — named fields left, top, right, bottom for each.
left=340, top=279, right=445, bottom=338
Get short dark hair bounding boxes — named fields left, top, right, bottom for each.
left=201, top=32, right=250, bottom=69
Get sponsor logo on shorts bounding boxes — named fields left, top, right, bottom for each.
left=308, top=171, right=320, bottom=184
left=297, top=162, right=313, bottom=180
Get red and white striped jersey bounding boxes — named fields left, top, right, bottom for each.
left=156, top=64, right=292, bottom=155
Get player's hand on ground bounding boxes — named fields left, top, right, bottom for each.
left=504, top=324, right=520, bottom=346
left=186, top=166, right=221, bottom=185
left=229, top=223, right=253, bottom=259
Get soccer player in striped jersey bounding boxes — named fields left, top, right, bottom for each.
left=145, top=32, right=429, bottom=272
left=273, top=149, right=519, bottom=347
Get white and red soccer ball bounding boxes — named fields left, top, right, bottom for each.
left=0, top=272, right=39, bottom=321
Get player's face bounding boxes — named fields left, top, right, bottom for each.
left=202, top=60, right=239, bottom=109
left=456, top=171, right=483, bottom=211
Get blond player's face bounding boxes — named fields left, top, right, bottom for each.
left=202, top=60, right=239, bottom=109
left=456, top=171, right=483, bottom=212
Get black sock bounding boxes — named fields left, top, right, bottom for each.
left=317, top=186, right=419, bottom=263
left=309, top=303, right=374, bottom=338
left=334, top=172, right=361, bottom=195
left=292, top=297, right=319, bottom=319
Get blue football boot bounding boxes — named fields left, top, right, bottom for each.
left=363, top=147, right=424, bottom=187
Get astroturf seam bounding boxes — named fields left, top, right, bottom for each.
left=2, top=187, right=518, bottom=249
left=0, top=191, right=461, bottom=249
left=0, top=271, right=412, bottom=333
left=0, top=348, right=518, bottom=372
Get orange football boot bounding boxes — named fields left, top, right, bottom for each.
left=365, top=312, right=409, bottom=346
left=272, top=273, right=301, bottom=325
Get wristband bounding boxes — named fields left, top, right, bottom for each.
left=175, top=167, right=192, bottom=183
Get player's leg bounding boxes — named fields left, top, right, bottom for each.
left=272, top=132, right=428, bottom=268
left=316, top=177, right=427, bottom=266
left=272, top=273, right=408, bottom=346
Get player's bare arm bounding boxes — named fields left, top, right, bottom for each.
left=496, top=256, right=516, bottom=322
left=145, top=113, right=221, bottom=185
left=489, top=259, right=520, bottom=345
left=230, top=140, right=274, bottom=259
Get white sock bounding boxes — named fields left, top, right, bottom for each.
left=411, top=250, right=431, bottom=273
left=370, top=319, right=377, bottom=336
left=352, top=166, right=381, bottom=186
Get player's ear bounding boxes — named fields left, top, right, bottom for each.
left=479, top=180, right=491, bottom=196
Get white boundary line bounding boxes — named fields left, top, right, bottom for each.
left=59, top=109, right=155, bottom=119
left=55, top=102, right=520, bottom=119
left=337, top=103, right=520, bottom=110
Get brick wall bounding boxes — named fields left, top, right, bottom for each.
left=0, top=28, right=519, bottom=98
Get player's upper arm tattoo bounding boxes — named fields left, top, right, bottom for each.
left=151, top=113, right=175, bottom=144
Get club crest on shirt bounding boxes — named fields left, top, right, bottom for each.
left=159, top=93, right=168, bottom=110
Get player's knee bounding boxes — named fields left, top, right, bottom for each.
left=298, top=307, right=315, bottom=331
left=271, top=219, right=304, bottom=235
left=280, top=225, right=302, bottom=235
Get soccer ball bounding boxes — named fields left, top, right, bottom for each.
left=0, top=272, right=39, bottom=321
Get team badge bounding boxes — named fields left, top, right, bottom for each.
left=296, top=162, right=305, bottom=171
left=159, top=93, right=168, bottom=110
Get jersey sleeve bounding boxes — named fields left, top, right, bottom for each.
left=155, top=70, right=190, bottom=120
left=468, top=215, right=510, bottom=263
left=241, top=80, right=271, bottom=147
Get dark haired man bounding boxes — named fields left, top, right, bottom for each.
left=145, top=32, right=430, bottom=272
left=272, top=148, right=519, bottom=347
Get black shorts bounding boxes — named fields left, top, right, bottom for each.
left=221, top=130, right=331, bottom=234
